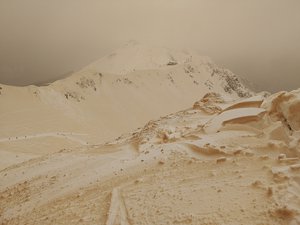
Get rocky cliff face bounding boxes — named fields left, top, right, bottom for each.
left=208, top=64, right=252, bottom=98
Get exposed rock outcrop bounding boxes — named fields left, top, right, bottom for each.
left=193, top=92, right=224, bottom=114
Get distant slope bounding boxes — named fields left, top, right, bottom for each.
left=0, top=43, right=253, bottom=147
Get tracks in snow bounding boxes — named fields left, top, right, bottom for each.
left=0, top=132, right=88, bottom=145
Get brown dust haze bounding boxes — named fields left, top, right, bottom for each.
left=0, top=0, right=299, bottom=92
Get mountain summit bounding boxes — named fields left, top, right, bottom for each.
left=66, top=42, right=252, bottom=98
left=85, top=42, right=211, bottom=75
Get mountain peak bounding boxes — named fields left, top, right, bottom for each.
left=84, top=42, right=211, bottom=75
left=61, top=42, right=252, bottom=99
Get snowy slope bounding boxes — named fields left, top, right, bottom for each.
left=0, top=42, right=253, bottom=145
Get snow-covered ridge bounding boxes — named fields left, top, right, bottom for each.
left=0, top=42, right=253, bottom=144
left=51, top=42, right=252, bottom=99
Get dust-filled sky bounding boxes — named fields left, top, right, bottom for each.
left=0, top=0, right=299, bottom=92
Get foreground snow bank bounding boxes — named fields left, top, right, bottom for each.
left=262, top=89, right=300, bottom=131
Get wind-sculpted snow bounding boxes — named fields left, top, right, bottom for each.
left=1, top=89, right=299, bottom=224
left=193, top=92, right=225, bottom=114
left=262, top=89, right=300, bottom=131
left=204, top=107, right=267, bottom=134
left=0, top=44, right=298, bottom=224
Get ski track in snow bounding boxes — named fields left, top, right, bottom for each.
left=0, top=132, right=88, bottom=145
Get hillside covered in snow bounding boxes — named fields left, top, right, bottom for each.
left=1, top=42, right=300, bottom=225
left=0, top=42, right=252, bottom=155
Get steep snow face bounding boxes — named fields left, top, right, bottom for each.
left=204, top=107, right=266, bottom=133
left=262, top=89, right=300, bottom=131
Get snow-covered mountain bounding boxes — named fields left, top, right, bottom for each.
left=1, top=42, right=300, bottom=224
left=0, top=42, right=252, bottom=146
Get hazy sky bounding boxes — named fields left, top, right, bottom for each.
left=0, top=0, right=299, bottom=92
